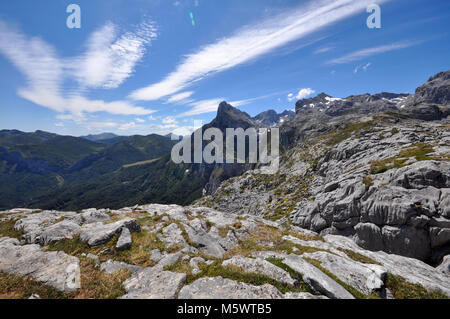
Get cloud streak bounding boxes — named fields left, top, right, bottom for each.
left=130, top=0, right=388, bottom=101
left=327, top=41, right=418, bottom=64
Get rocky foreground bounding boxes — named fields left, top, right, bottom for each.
left=0, top=204, right=449, bottom=299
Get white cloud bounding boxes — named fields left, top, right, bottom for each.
left=162, top=116, right=178, bottom=125
left=327, top=41, right=418, bottom=64
left=288, top=88, right=315, bottom=101
left=362, top=62, right=372, bottom=71
left=0, top=21, right=157, bottom=117
left=173, top=1, right=181, bottom=6
left=119, top=121, right=137, bottom=130
left=314, top=46, right=334, bottom=54
left=135, top=118, right=145, bottom=123
left=71, top=21, right=157, bottom=90
left=55, top=122, right=64, bottom=127
left=353, top=62, right=372, bottom=74
left=130, top=0, right=388, bottom=101
left=166, top=91, right=194, bottom=103
left=148, top=115, right=157, bottom=121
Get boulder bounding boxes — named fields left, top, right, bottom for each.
left=115, top=227, right=132, bottom=251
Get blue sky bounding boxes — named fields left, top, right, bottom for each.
left=0, top=0, right=449, bottom=136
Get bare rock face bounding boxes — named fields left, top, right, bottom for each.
left=291, top=128, right=450, bottom=263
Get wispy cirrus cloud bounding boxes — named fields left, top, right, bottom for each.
left=130, top=0, right=389, bottom=101
left=0, top=21, right=157, bottom=117
left=70, top=21, right=157, bottom=90
left=166, top=91, right=194, bottom=103
left=314, top=46, right=334, bottom=54
left=327, top=41, right=419, bottom=64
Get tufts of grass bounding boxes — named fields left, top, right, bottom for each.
left=362, top=176, right=374, bottom=190
left=370, top=143, right=436, bottom=174
left=385, top=273, right=449, bottom=299
left=225, top=224, right=329, bottom=259
left=0, top=272, right=67, bottom=299
left=325, top=121, right=374, bottom=146
left=74, top=258, right=130, bottom=299
left=0, top=218, right=22, bottom=240
left=337, top=248, right=382, bottom=265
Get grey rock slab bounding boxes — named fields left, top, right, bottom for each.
left=100, top=259, right=142, bottom=274
left=157, top=223, right=187, bottom=248
left=155, top=252, right=182, bottom=270
left=183, top=219, right=225, bottom=258
left=79, top=218, right=140, bottom=246
left=178, top=277, right=284, bottom=299
left=121, top=268, right=186, bottom=299
left=116, top=227, right=132, bottom=251
left=14, top=211, right=81, bottom=244
left=150, top=249, right=164, bottom=263
left=222, top=256, right=296, bottom=286
left=0, top=239, right=80, bottom=292
left=301, top=251, right=386, bottom=295
left=80, top=209, right=111, bottom=224
left=282, top=254, right=355, bottom=299
left=38, top=220, right=81, bottom=246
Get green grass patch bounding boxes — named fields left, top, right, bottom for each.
left=385, top=273, right=448, bottom=299
left=370, top=143, right=435, bottom=174
left=362, top=176, right=374, bottom=190
left=337, top=248, right=382, bottom=265
left=0, top=219, right=22, bottom=240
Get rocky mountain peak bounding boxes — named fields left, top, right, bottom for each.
left=411, top=70, right=450, bottom=106
left=211, top=101, right=256, bottom=129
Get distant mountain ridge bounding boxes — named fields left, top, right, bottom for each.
left=0, top=70, right=448, bottom=211
left=81, top=133, right=120, bottom=142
